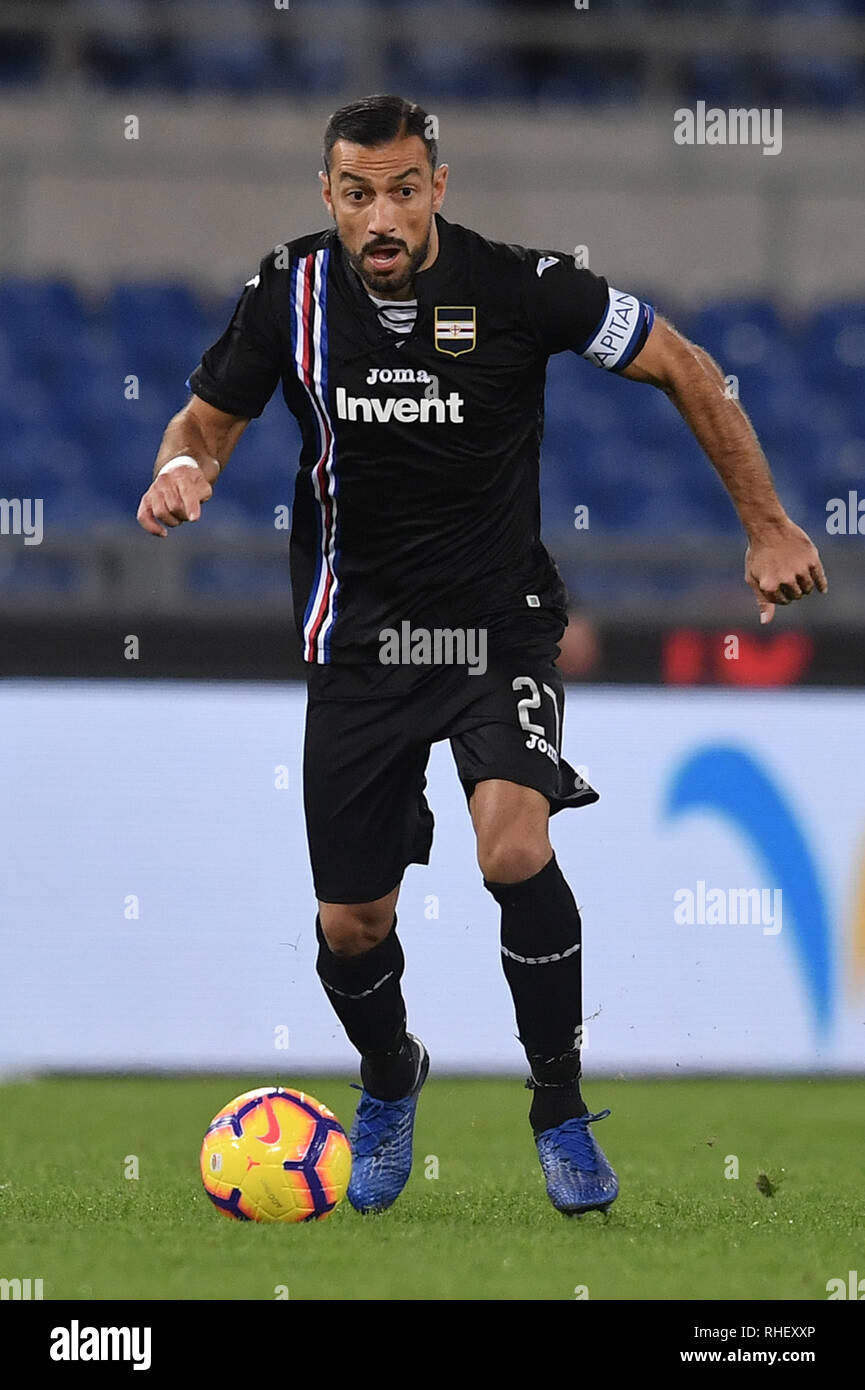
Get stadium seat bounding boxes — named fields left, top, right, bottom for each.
left=170, top=36, right=275, bottom=96
left=686, top=298, right=786, bottom=356
left=0, top=278, right=91, bottom=376
left=107, top=282, right=204, bottom=335
left=0, top=379, right=59, bottom=443
left=215, top=410, right=299, bottom=524
left=0, top=549, right=84, bottom=596
left=106, top=282, right=207, bottom=381
left=0, top=32, right=45, bottom=88
left=89, top=415, right=166, bottom=508
left=276, top=39, right=351, bottom=96
left=186, top=554, right=292, bottom=599
left=0, top=429, right=94, bottom=529
left=761, top=0, right=860, bottom=16
left=683, top=54, right=751, bottom=108
left=750, top=380, right=851, bottom=455
left=534, top=53, right=643, bottom=106
left=799, top=300, right=865, bottom=396
left=9, top=0, right=864, bottom=106
left=763, top=54, right=864, bottom=111
left=632, top=488, right=727, bottom=535
left=84, top=34, right=176, bottom=93
left=815, top=435, right=865, bottom=494
left=387, top=44, right=530, bottom=102
left=685, top=299, right=798, bottom=400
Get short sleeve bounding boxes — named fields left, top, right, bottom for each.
left=187, top=259, right=282, bottom=418
left=523, top=251, right=654, bottom=372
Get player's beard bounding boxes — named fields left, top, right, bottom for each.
left=346, top=221, right=432, bottom=299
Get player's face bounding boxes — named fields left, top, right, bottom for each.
left=320, top=135, right=448, bottom=299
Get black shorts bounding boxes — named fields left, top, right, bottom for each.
left=302, top=655, right=599, bottom=904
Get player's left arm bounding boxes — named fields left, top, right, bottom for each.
left=621, top=316, right=827, bottom=624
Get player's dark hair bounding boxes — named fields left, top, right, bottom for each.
left=322, top=95, right=438, bottom=176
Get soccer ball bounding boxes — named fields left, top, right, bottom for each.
left=200, top=1087, right=351, bottom=1223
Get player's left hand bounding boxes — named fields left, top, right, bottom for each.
left=745, top=518, right=828, bottom=624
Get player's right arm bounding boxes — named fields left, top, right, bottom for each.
left=136, top=396, right=249, bottom=537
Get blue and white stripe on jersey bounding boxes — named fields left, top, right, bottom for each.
left=577, top=287, right=655, bottom=372
left=290, top=247, right=340, bottom=663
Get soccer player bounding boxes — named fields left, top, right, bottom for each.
left=137, top=95, right=827, bottom=1216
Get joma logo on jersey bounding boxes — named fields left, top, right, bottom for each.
left=434, top=306, right=476, bottom=356
left=365, top=367, right=434, bottom=385
left=335, top=386, right=464, bottom=424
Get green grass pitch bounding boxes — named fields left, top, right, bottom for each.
left=0, top=1076, right=860, bottom=1301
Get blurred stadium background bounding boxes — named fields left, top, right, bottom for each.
left=1, top=1, right=864, bottom=1078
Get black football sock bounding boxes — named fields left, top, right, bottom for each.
left=484, top=854, right=589, bottom=1134
left=315, top=914, right=415, bottom=1101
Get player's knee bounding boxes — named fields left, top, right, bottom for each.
left=318, top=902, right=394, bottom=957
left=478, top=835, right=552, bottom=886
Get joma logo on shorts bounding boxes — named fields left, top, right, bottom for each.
left=525, top=732, right=559, bottom=766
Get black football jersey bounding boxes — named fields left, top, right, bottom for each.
left=188, top=213, right=654, bottom=665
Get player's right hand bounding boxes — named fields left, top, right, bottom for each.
left=136, top=463, right=214, bottom=537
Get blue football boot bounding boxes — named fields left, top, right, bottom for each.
left=535, top=1109, right=619, bottom=1215
left=347, top=1034, right=429, bottom=1213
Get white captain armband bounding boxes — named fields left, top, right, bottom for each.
left=577, top=288, right=655, bottom=372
